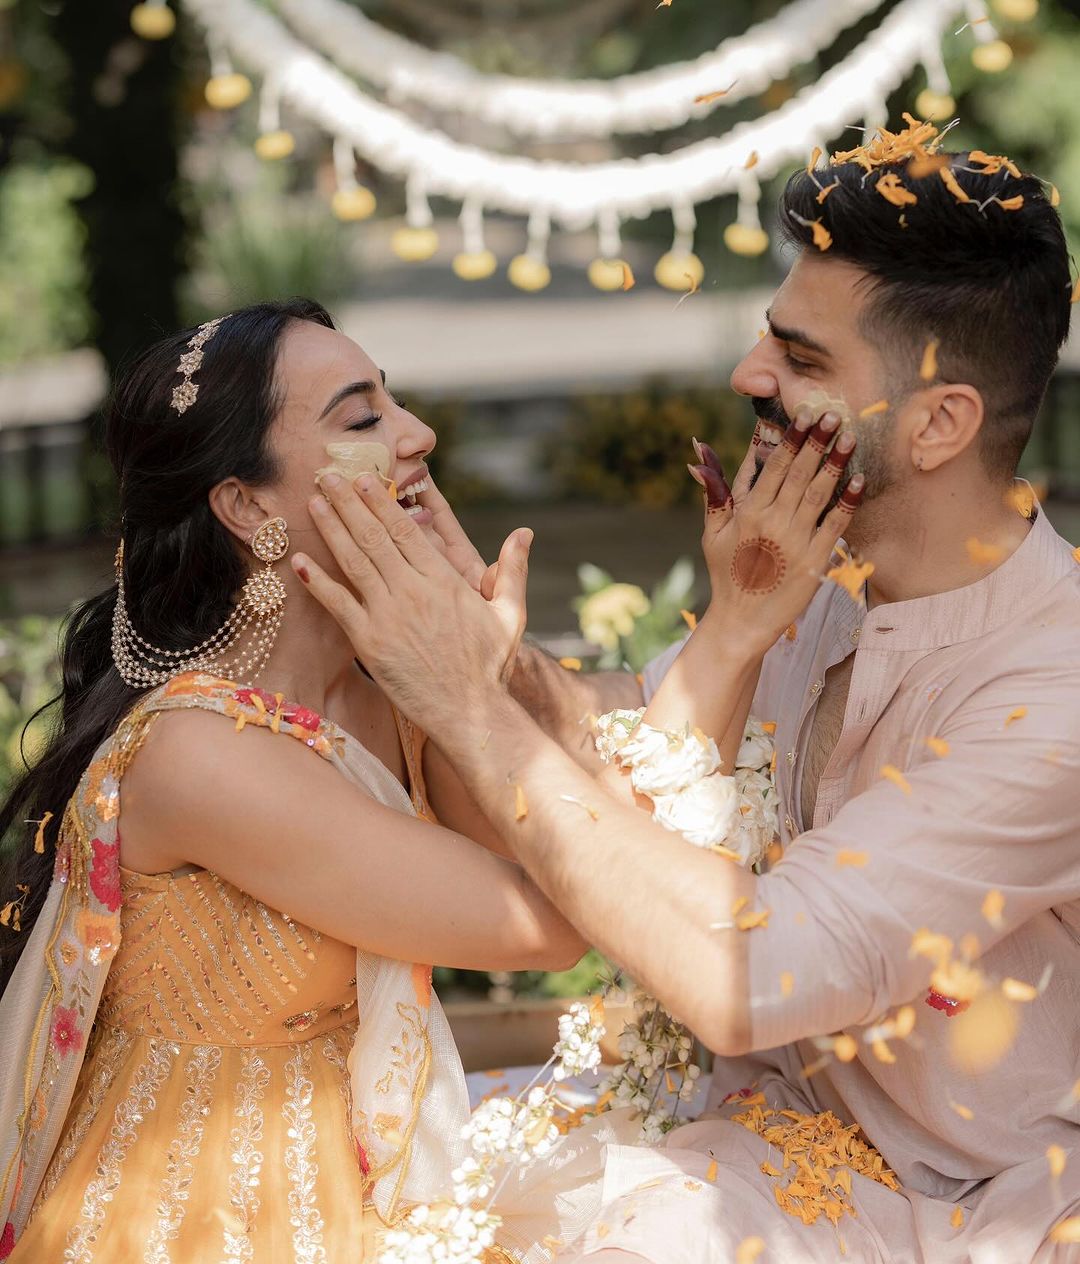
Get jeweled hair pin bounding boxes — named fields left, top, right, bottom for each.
left=170, top=315, right=230, bottom=414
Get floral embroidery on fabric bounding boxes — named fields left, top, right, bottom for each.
left=925, top=988, right=970, bottom=1016
left=88, top=838, right=121, bottom=912
left=75, top=910, right=117, bottom=962
left=1, top=1220, right=14, bottom=1260
left=50, top=1007, right=83, bottom=1058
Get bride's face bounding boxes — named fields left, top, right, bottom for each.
left=266, top=320, right=444, bottom=577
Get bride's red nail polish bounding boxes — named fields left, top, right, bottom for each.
left=687, top=463, right=708, bottom=488
left=701, top=467, right=732, bottom=510
left=295, top=562, right=310, bottom=583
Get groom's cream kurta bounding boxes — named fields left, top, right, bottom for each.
left=571, top=504, right=1080, bottom=1263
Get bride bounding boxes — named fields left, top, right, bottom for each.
left=0, top=300, right=588, bottom=1262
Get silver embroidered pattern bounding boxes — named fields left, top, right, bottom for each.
left=64, top=1037, right=177, bottom=1263
left=143, top=1044, right=221, bottom=1264
left=33, top=1027, right=135, bottom=1214
left=223, top=1049, right=271, bottom=1263
left=283, top=1042, right=327, bottom=1263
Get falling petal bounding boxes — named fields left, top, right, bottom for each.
left=514, top=784, right=529, bottom=821
left=780, top=971, right=795, bottom=997
left=1004, top=706, right=1027, bottom=727
left=826, top=557, right=875, bottom=601
left=925, top=736, right=950, bottom=758
left=858, top=399, right=889, bottom=418
left=871, top=1038, right=896, bottom=1064
left=732, top=896, right=750, bottom=916
left=966, top=537, right=1005, bottom=566
left=950, top=1100, right=974, bottom=1120
left=875, top=174, right=918, bottom=207
left=951, top=1206, right=965, bottom=1228
left=982, top=889, right=1005, bottom=928
left=736, top=1238, right=766, bottom=1264
left=920, top=338, right=940, bottom=380
left=1048, top=1145, right=1067, bottom=1179
left=1049, top=1218, right=1080, bottom=1244
left=835, top=850, right=868, bottom=868
left=744, top=151, right=760, bottom=169
left=995, top=195, right=1024, bottom=211
left=833, top=1034, right=858, bottom=1062
left=810, top=220, right=833, bottom=252
left=706, top=1159, right=719, bottom=1182
left=880, top=765, right=911, bottom=795
left=1001, top=977, right=1038, bottom=1002
left=736, top=908, right=771, bottom=931
left=949, top=988, right=1019, bottom=1074
left=807, top=147, right=823, bottom=171
left=559, top=657, right=583, bottom=671
left=621, top=262, right=636, bottom=291
left=681, top=609, right=698, bottom=631
left=694, top=83, right=736, bottom=104
left=816, top=181, right=840, bottom=203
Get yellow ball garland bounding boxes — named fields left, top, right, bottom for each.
left=587, top=258, right=628, bottom=292
left=130, top=3, right=175, bottom=39
left=507, top=255, right=551, bottom=292
left=391, top=226, right=439, bottom=262
left=205, top=73, right=252, bottom=110
left=452, top=250, right=498, bottom=280
left=654, top=251, right=704, bottom=292
left=971, top=39, right=1013, bottom=73
left=331, top=187, right=377, bottom=221
left=914, top=89, right=956, bottom=122
left=723, top=223, right=769, bottom=257
left=254, top=130, right=296, bottom=160
left=993, top=0, right=1038, bottom=20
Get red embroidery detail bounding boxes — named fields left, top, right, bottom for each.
left=0, top=1221, right=15, bottom=1260
left=925, top=988, right=969, bottom=1017
left=88, top=838, right=122, bottom=912
left=233, top=687, right=324, bottom=735
left=356, top=1140, right=371, bottom=1176
left=50, top=1005, right=83, bottom=1057
left=721, top=1086, right=757, bottom=1105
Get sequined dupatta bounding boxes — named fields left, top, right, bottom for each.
left=0, top=671, right=469, bottom=1252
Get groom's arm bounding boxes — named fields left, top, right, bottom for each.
left=509, top=642, right=643, bottom=773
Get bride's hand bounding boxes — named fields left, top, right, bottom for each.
left=688, top=406, right=864, bottom=652
left=293, top=475, right=531, bottom=728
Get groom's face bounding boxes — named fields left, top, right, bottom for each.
left=729, top=252, right=904, bottom=509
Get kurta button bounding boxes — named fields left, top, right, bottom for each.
left=786, top=751, right=796, bottom=766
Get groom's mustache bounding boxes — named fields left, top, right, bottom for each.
left=751, top=395, right=794, bottom=432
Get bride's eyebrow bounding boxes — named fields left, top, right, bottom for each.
left=318, top=369, right=387, bottom=419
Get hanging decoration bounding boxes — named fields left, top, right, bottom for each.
left=276, top=0, right=886, bottom=140
left=165, top=0, right=1022, bottom=290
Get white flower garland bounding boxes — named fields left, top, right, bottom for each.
left=278, top=0, right=886, bottom=140
left=179, top=0, right=978, bottom=232
left=381, top=712, right=777, bottom=1260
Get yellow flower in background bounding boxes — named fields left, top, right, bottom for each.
left=578, top=584, right=651, bottom=650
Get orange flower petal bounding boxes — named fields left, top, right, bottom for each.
left=920, top=337, right=940, bottom=380
left=858, top=399, right=889, bottom=418
left=880, top=765, right=911, bottom=795
left=924, top=736, right=950, bottom=758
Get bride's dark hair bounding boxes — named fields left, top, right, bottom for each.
left=0, top=297, right=335, bottom=991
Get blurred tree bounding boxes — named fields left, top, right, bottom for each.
left=54, top=0, right=186, bottom=372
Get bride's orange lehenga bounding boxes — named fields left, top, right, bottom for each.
left=1, top=673, right=451, bottom=1263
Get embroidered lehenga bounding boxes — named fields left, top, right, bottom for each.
left=0, top=672, right=474, bottom=1262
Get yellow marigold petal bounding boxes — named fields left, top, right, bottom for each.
left=894, top=1005, right=917, bottom=1038
left=558, top=657, right=582, bottom=671
left=949, top=1098, right=973, bottom=1121
left=1050, top=1218, right=1080, bottom=1244
left=807, top=147, right=823, bottom=171
left=761, top=720, right=778, bottom=733
left=924, top=736, right=950, bottom=758
left=816, top=180, right=840, bottom=204
left=981, top=888, right=1005, bottom=928
left=1048, top=1144, right=1067, bottom=1179
left=880, top=764, right=911, bottom=794
left=949, top=988, right=1019, bottom=1074
left=871, top=1038, right=896, bottom=1064
left=706, top=1158, right=718, bottom=1182
left=1001, top=977, right=1038, bottom=1002
left=780, top=970, right=795, bottom=997
left=920, top=337, right=940, bottom=381
left=826, top=557, right=875, bottom=601
left=835, top=850, right=868, bottom=868
left=939, top=167, right=971, bottom=204
left=833, top=1034, right=858, bottom=1063
left=875, top=173, right=918, bottom=207
left=621, top=262, right=636, bottom=291
left=731, top=895, right=750, bottom=916
left=736, top=1237, right=766, bottom=1264
left=858, top=399, right=889, bottom=418
left=951, top=1205, right=964, bottom=1228
left=810, top=219, right=833, bottom=252
left=514, top=783, right=529, bottom=821
left=966, top=537, right=1005, bottom=566
left=996, top=195, right=1024, bottom=211
left=744, top=151, right=759, bottom=169
left=681, top=608, right=698, bottom=631
left=1004, top=706, right=1027, bottom=727
left=736, top=908, right=771, bottom=931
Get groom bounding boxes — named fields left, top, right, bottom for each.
left=310, top=126, right=1080, bottom=1262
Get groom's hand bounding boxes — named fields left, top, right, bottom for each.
left=416, top=474, right=492, bottom=593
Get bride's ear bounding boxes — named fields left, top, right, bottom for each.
left=208, top=477, right=272, bottom=546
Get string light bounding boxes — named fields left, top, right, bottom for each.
left=331, top=136, right=377, bottom=221
left=205, top=42, right=251, bottom=110
left=655, top=204, right=704, bottom=292
left=452, top=201, right=497, bottom=280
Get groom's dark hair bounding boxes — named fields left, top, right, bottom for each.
left=777, top=142, right=1072, bottom=479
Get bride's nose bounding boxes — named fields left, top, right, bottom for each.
left=396, top=406, right=437, bottom=461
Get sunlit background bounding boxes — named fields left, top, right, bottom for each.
left=2, top=0, right=1079, bottom=836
